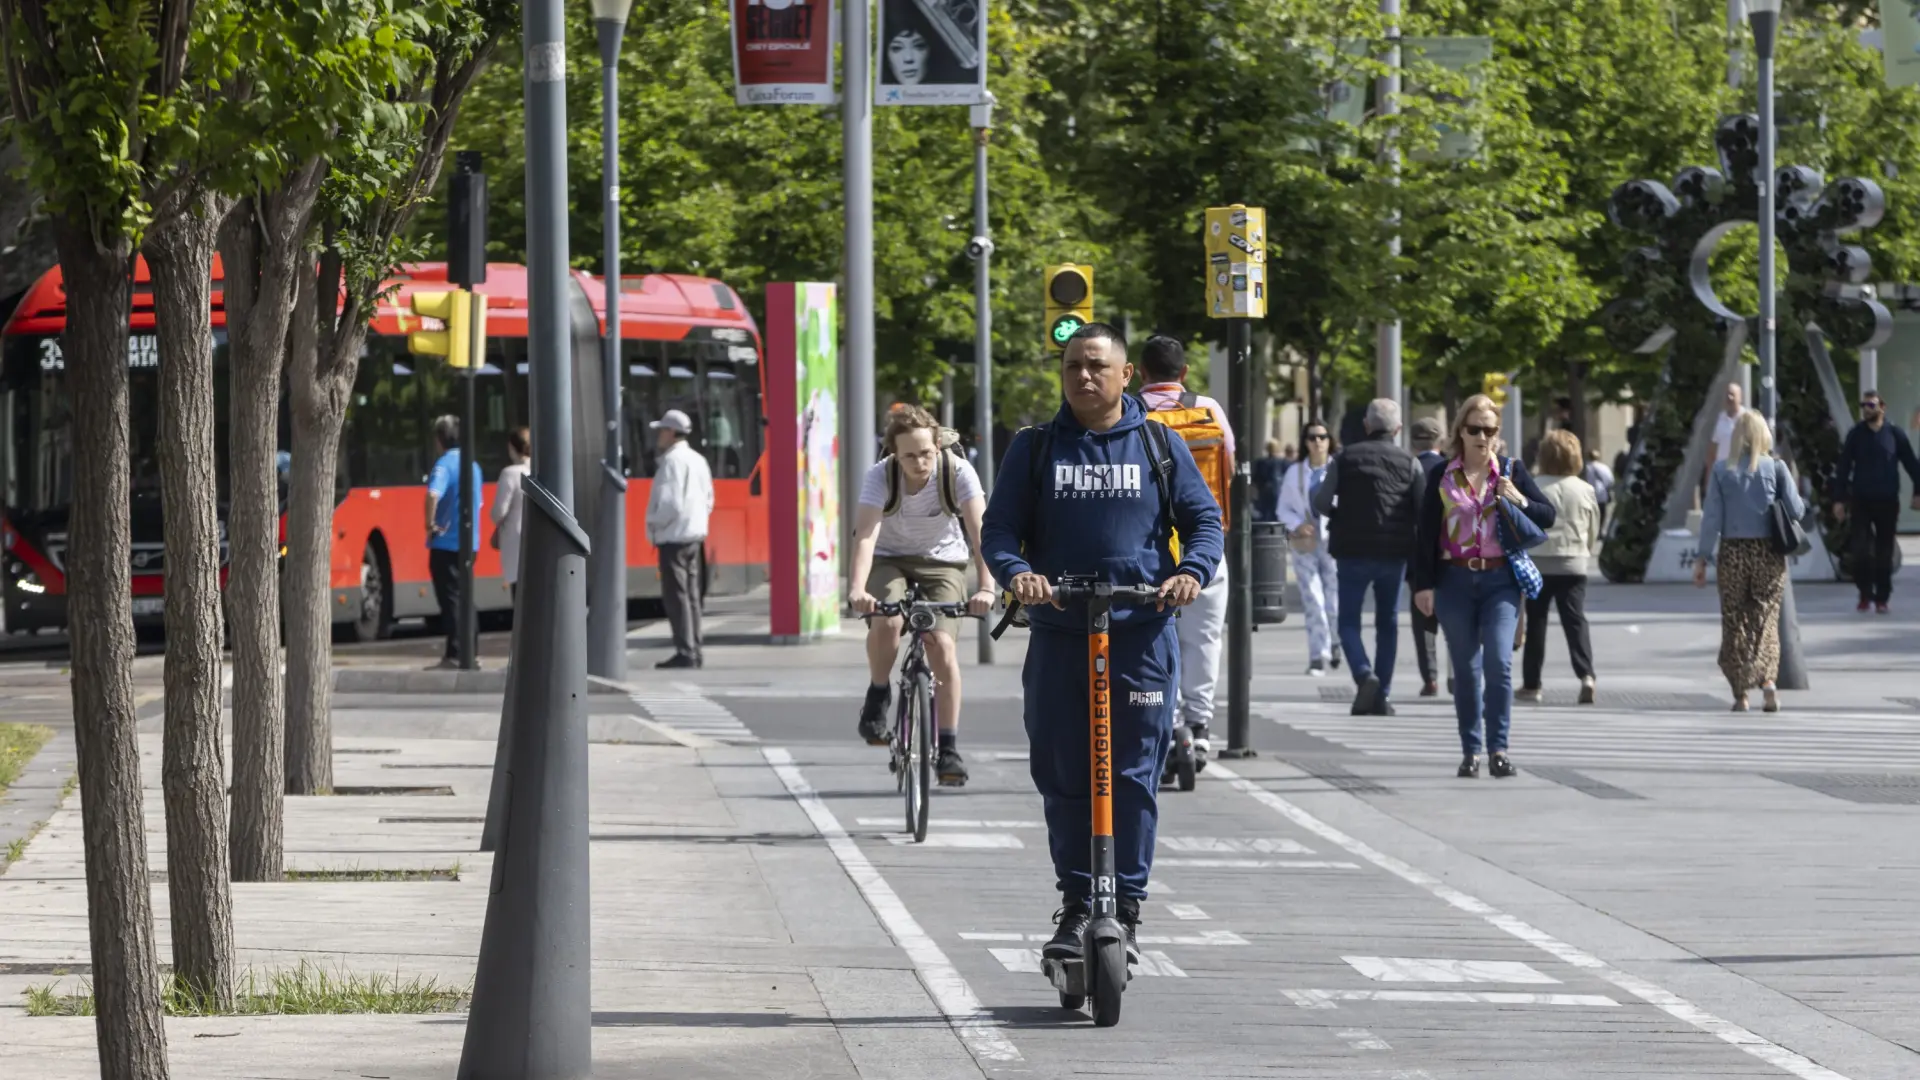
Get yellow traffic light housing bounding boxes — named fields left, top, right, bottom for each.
left=407, top=289, right=488, bottom=369
left=1044, top=264, right=1094, bottom=352
left=1482, top=371, right=1510, bottom=408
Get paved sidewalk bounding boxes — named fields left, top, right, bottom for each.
left=0, top=700, right=988, bottom=1078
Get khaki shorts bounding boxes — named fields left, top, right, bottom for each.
left=870, top=556, right=969, bottom=637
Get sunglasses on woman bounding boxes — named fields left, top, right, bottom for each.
left=1464, top=424, right=1499, bottom=437
left=1305, top=433, right=1329, bottom=441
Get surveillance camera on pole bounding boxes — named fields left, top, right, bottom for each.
left=966, top=235, right=994, bottom=261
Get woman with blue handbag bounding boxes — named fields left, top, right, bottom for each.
left=1410, top=395, right=1556, bottom=779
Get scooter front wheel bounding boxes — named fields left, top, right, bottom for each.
left=1089, top=939, right=1126, bottom=1027
left=1173, top=747, right=1197, bottom=792
left=1058, top=990, right=1085, bottom=1011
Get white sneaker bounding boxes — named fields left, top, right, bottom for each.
left=1307, top=660, right=1329, bottom=677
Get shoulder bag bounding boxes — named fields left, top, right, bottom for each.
left=1494, top=459, right=1545, bottom=599
left=1766, top=458, right=1809, bottom=557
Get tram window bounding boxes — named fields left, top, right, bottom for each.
left=699, top=347, right=754, bottom=479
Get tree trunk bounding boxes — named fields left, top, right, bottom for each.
left=51, top=223, right=171, bottom=1078
left=285, top=265, right=345, bottom=794
left=1566, top=360, right=1590, bottom=452
left=146, top=193, right=237, bottom=1010
left=222, top=167, right=323, bottom=876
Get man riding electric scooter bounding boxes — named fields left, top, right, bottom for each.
left=981, top=323, right=1224, bottom=969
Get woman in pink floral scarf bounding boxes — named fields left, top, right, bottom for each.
left=1408, top=395, right=1556, bottom=779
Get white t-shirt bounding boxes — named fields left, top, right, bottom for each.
left=859, top=454, right=984, bottom=564
left=1712, top=410, right=1738, bottom=465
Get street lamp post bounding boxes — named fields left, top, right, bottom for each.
left=588, top=0, right=634, bottom=683
left=1746, top=0, right=1807, bottom=691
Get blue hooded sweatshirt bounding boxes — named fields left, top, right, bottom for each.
left=982, top=396, right=1224, bottom=633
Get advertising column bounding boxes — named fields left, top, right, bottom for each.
left=767, top=283, right=843, bottom=641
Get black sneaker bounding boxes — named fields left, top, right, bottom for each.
left=857, top=687, right=892, bottom=745
left=1189, top=723, right=1211, bottom=772
left=1489, top=752, right=1518, bottom=779
left=1371, top=698, right=1396, bottom=716
left=656, top=654, right=697, bottom=670
left=1043, top=899, right=1091, bottom=961
left=1118, top=897, right=1142, bottom=966
left=1351, top=673, right=1381, bottom=716
left=936, top=746, right=968, bottom=786
left=1457, top=755, right=1481, bottom=778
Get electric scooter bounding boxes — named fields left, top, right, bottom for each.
left=1043, top=575, right=1163, bottom=1028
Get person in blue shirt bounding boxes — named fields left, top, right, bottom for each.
left=981, top=323, right=1223, bottom=968
left=425, top=414, right=484, bottom=668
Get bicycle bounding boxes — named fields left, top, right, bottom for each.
left=866, top=590, right=975, bottom=844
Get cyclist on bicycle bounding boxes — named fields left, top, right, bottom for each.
left=981, top=323, right=1223, bottom=961
left=849, top=404, right=995, bottom=785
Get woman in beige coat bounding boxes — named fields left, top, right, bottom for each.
left=1518, top=430, right=1602, bottom=704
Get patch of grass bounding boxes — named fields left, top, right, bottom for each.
left=5, top=837, right=24, bottom=863
left=26, top=962, right=468, bottom=1017
left=0, top=723, right=53, bottom=796
left=282, top=863, right=460, bottom=883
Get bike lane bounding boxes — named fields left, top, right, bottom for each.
left=767, top=739, right=1834, bottom=1080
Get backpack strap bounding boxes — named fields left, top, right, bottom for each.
left=1141, top=419, right=1176, bottom=549
left=881, top=455, right=903, bottom=515
left=938, top=448, right=964, bottom=517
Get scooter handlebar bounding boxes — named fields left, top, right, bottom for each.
left=1050, top=581, right=1165, bottom=605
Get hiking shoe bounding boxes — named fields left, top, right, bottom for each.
left=1351, top=673, right=1381, bottom=716
left=935, top=746, right=969, bottom=786
left=1043, top=899, right=1091, bottom=961
left=858, top=687, right=893, bottom=745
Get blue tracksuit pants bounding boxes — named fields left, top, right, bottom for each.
left=1022, top=618, right=1179, bottom=900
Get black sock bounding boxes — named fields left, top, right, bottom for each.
left=939, top=732, right=956, bottom=752
left=866, top=682, right=889, bottom=701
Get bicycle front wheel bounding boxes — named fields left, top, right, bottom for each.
left=902, top=684, right=922, bottom=839
left=910, top=672, right=933, bottom=843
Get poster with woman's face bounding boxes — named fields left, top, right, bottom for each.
left=877, top=0, right=985, bottom=105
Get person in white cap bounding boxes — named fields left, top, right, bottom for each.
left=647, top=408, right=714, bottom=668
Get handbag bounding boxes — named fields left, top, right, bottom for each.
left=1494, top=461, right=1545, bottom=599
left=1766, top=459, right=1809, bottom=557
left=1286, top=467, right=1320, bottom=553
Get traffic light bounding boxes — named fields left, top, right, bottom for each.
left=1482, top=372, right=1510, bottom=408
left=1044, top=264, right=1094, bottom=352
left=407, top=289, right=487, bottom=369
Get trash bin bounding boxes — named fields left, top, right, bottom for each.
left=1253, top=521, right=1287, bottom=625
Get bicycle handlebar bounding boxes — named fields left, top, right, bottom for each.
left=866, top=601, right=977, bottom=619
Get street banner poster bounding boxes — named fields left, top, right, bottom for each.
left=1884, top=5, right=1920, bottom=89
left=1404, top=36, right=1493, bottom=162
left=877, top=0, right=986, bottom=105
left=730, top=0, right=837, bottom=105
left=766, top=283, right=843, bottom=641
left=1204, top=205, right=1268, bottom=320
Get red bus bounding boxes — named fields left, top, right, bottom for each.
left=0, top=259, right=768, bottom=638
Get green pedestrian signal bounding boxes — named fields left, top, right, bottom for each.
left=1043, top=264, right=1094, bottom=353
left=1050, top=313, right=1087, bottom=346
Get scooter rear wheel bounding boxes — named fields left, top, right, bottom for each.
left=1173, top=748, right=1197, bottom=792
left=1089, top=939, right=1126, bottom=1027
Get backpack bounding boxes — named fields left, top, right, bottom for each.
left=996, top=408, right=1177, bottom=633
left=881, top=427, right=966, bottom=518
left=1145, top=391, right=1231, bottom=531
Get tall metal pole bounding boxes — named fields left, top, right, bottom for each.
left=1376, top=0, right=1403, bottom=446
left=459, top=365, right=477, bottom=670
left=1728, top=0, right=1753, bottom=404
left=1221, top=317, right=1254, bottom=756
left=1749, top=0, right=1805, bottom=691
left=588, top=15, right=630, bottom=682
left=459, top=0, right=592, bottom=1072
left=844, top=0, right=877, bottom=497
left=971, top=96, right=995, bottom=666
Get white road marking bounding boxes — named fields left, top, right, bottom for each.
left=991, top=750, right=1031, bottom=761
left=1165, top=903, right=1210, bottom=921
left=1344, top=956, right=1559, bottom=985
left=960, top=930, right=1246, bottom=946
left=764, top=748, right=1021, bottom=1065
left=886, top=833, right=1023, bottom=849
left=1157, top=857, right=1361, bottom=870
left=1211, top=763, right=1858, bottom=1080
left=987, top=948, right=1186, bottom=977
left=1286, top=989, right=1618, bottom=1008
left=1162, top=836, right=1314, bottom=855
left=1336, top=1028, right=1392, bottom=1051
left=1137, top=950, right=1187, bottom=977
left=857, top=817, right=1042, bottom=829
left=1147, top=878, right=1174, bottom=894
left=630, top=684, right=758, bottom=744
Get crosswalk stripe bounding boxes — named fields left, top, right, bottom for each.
left=986, top=948, right=1187, bottom=978
left=627, top=683, right=758, bottom=744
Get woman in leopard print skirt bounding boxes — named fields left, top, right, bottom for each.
left=1693, top=410, right=1804, bottom=712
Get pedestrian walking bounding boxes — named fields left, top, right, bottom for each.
left=1696, top=410, right=1804, bottom=712
left=1832, top=390, right=1920, bottom=614
left=1518, top=430, right=1601, bottom=706
left=1410, top=395, right=1555, bottom=779
left=1278, top=420, right=1339, bottom=675
left=1409, top=417, right=1446, bottom=697
left=490, top=426, right=530, bottom=606
left=1253, top=438, right=1289, bottom=522
left=1583, top=448, right=1614, bottom=531
left=1138, top=336, right=1234, bottom=765
left=1702, top=382, right=1743, bottom=503
left=1311, top=399, right=1424, bottom=716
left=647, top=408, right=714, bottom=669
left=424, top=414, right=482, bottom=669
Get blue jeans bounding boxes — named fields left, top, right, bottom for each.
left=1335, top=557, right=1404, bottom=696
left=1433, top=563, right=1521, bottom=755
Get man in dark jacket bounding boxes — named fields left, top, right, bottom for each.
left=983, top=323, right=1223, bottom=967
left=1409, top=417, right=1447, bottom=697
left=1832, top=390, right=1920, bottom=613
left=1311, top=399, right=1425, bottom=715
